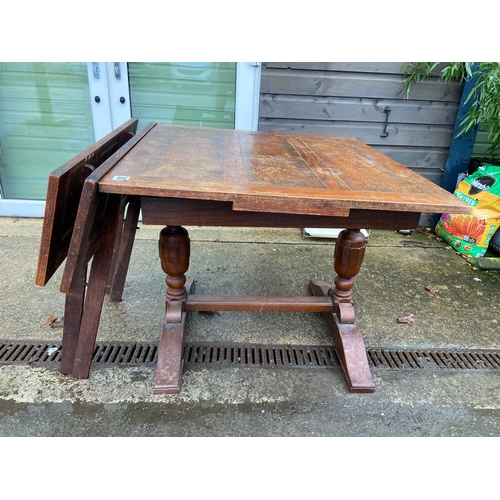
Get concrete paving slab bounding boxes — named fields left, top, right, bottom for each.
left=1, top=364, right=500, bottom=437
left=1, top=216, right=499, bottom=437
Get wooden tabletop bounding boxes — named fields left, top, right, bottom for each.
left=99, top=123, right=471, bottom=217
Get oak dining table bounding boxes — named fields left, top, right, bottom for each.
left=37, top=120, right=471, bottom=395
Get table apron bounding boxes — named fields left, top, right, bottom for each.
left=140, top=197, right=421, bottom=230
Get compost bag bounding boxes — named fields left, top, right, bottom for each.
left=435, top=165, right=500, bottom=258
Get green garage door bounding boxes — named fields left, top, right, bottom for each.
left=128, top=62, right=236, bottom=131
left=0, top=63, right=95, bottom=200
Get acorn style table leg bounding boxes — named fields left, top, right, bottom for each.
left=154, top=226, right=194, bottom=394
left=310, top=229, right=375, bottom=393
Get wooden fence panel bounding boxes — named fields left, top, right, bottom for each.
left=260, top=69, right=462, bottom=102
left=265, top=62, right=451, bottom=75
left=260, top=95, right=458, bottom=126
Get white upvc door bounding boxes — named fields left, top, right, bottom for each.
left=87, top=62, right=132, bottom=140
left=235, top=62, right=261, bottom=131
left=88, top=62, right=261, bottom=140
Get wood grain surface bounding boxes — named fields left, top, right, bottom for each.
left=99, top=123, right=471, bottom=217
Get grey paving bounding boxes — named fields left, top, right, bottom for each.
left=1, top=217, right=499, bottom=436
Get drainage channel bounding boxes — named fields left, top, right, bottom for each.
left=1, top=340, right=500, bottom=371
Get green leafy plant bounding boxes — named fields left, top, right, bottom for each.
left=402, top=62, right=500, bottom=159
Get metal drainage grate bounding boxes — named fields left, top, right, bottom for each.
left=184, top=343, right=340, bottom=368
left=367, top=348, right=500, bottom=370
left=1, top=339, right=500, bottom=371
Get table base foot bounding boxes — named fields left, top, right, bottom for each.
left=153, top=278, right=195, bottom=394
left=153, top=314, right=187, bottom=394
left=309, top=279, right=375, bottom=393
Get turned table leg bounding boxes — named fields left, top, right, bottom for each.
left=310, top=229, right=375, bottom=393
left=153, top=226, right=193, bottom=394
